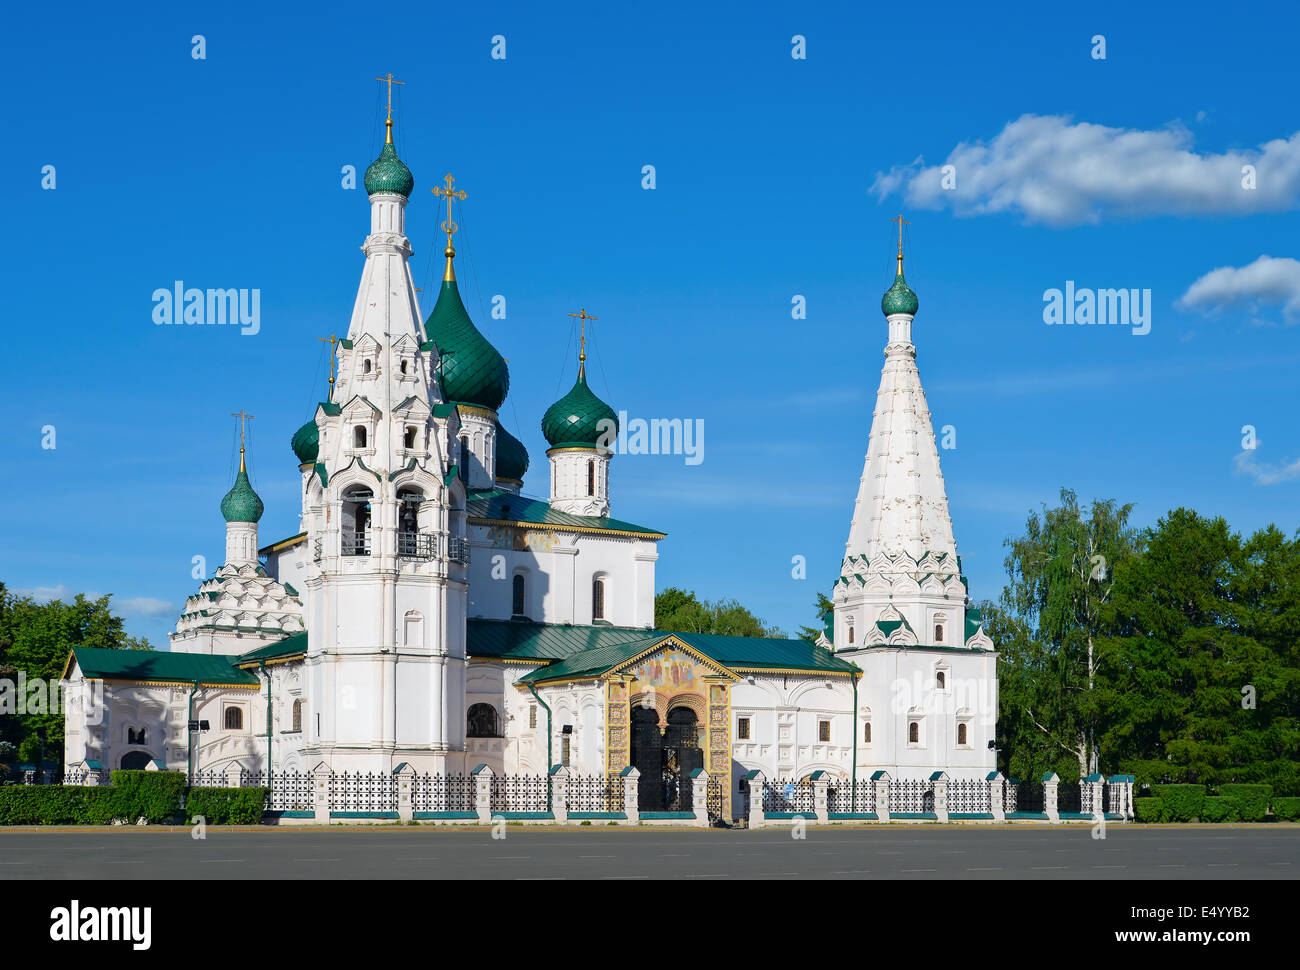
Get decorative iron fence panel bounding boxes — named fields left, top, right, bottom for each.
left=826, top=779, right=876, bottom=813
left=1080, top=782, right=1098, bottom=815
left=413, top=772, right=476, bottom=812
left=889, top=778, right=933, bottom=813
left=192, top=768, right=228, bottom=788
left=1014, top=782, right=1045, bottom=814
left=948, top=778, right=991, bottom=814
left=567, top=774, right=625, bottom=814
left=1058, top=783, right=1082, bottom=814
left=1102, top=783, right=1113, bottom=815
left=62, top=769, right=87, bottom=786
left=706, top=776, right=725, bottom=821
left=237, top=770, right=311, bottom=811
left=329, top=770, right=398, bottom=813
left=489, top=773, right=549, bottom=813
left=762, top=778, right=814, bottom=813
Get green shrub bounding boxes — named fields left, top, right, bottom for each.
left=0, top=786, right=124, bottom=824
left=184, top=787, right=266, bottom=825
left=1200, top=796, right=1242, bottom=823
left=1271, top=797, right=1300, bottom=821
left=1217, top=784, right=1271, bottom=822
left=110, top=770, right=187, bottom=823
left=1152, top=784, right=1206, bottom=821
left=1134, top=797, right=1166, bottom=822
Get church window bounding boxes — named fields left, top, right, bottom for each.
left=848, top=625, right=854, bottom=644
left=936, top=670, right=946, bottom=690
left=400, top=359, right=408, bottom=375
left=120, top=751, right=152, bottom=771
left=404, top=426, right=417, bottom=449
left=818, top=720, right=831, bottom=742
left=362, top=358, right=372, bottom=374
left=587, top=460, right=595, bottom=495
left=592, top=578, right=605, bottom=620
left=957, top=722, right=968, bottom=746
left=863, top=721, right=872, bottom=743
left=935, top=623, right=944, bottom=643
left=512, top=574, right=526, bottom=616
left=737, top=717, right=751, bottom=740
left=342, top=486, right=373, bottom=556
left=353, top=426, right=367, bottom=448
left=459, top=436, right=469, bottom=482
left=908, top=720, right=919, bottom=744
left=127, top=727, right=146, bottom=746
left=467, top=703, right=501, bottom=738
left=529, top=705, right=537, bottom=729
left=291, top=699, right=302, bottom=733
left=562, top=736, right=571, bottom=767
left=225, top=707, right=243, bottom=731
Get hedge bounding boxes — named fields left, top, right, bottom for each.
left=1217, top=784, right=1271, bottom=822
left=110, top=771, right=188, bottom=823
left=1200, top=796, right=1242, bottom=823
left=0, top=786, right=125, bottom=825
left=1134, top=797, right=1165, bottom=822
left=1271, top=797, right=1300, bottom=821
left=1152, top=784, right=1206, bottom=822
left=185, top=787, right=267, bottom=825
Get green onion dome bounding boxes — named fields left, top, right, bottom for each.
left=542, top=367, right=618, bottom=449
left=494, top=421, right=530, bottom=481
left=424, top=277, right=509, bottom=411
left=291, top=419, right=319, bottom=465
left=220, top=459, right=264, bottom=523
left=363, top=141, right=414, bottom=198
left=881, top=257, right=919, bottom=316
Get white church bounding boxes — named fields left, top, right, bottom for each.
left=61, top=108, right=997, bottom=820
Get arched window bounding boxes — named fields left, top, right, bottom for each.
left=957, top=722, right=968, bottom=745
left=863, top=721, right=872, bottom=743
left=587, top=460, right=595, bottom=495
left=225, top=707, right=243, bottom=731
left=400, top=359, right=408, bottom=375
left=935, top=623, right=944, bottom=643
left=459, top=436, right=469, bottom=482
left=127, top=727, right=146, bottom=746
left=121, top=750, right=153, bottom=770
left=404, top=426, right=417, bottom=449
left=467, top=703, right=501, bottom=738
left=353, top=426, right=367, bottom=448
left=936, top=670, right=946, bottom=690
left=848, top=625, right=854, bottom=644
left=908, top=720, right=919, bottom=744
left=362, top=358, right=372, bottom=374
left=342, top=486, right=373, bottom=556
left=512, top=574, right=526, bottom=616
left=592, top=578, right=605, bottom=620
left=292, top=699, right=303, bottom=733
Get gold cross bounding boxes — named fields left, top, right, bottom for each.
left=890, top=214, right=910, bottom=254
left=432, top=173, right=467, bottom=245
left=318, top=334, right=339, bottom=392
left=374, top=73, right=404, bottom=142
left=567, top=308, right=598, bottom=369
left=230, top=410, right=255, bottom=468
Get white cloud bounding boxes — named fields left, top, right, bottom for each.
left=870, top=114, right=1300, bottom=226
left=9, top=586, right=172, bottom=616
left=12, top=584, right=81, bottom=603
left=1234, top=446, right=1300, bottom=486
left=116, top=597, right=175, bottom=617
left=1176, top=255, right=1300, bottom=322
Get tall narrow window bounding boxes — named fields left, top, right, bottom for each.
left=957, top=723, right=968, bottom=745
left=342, top=486, right=373, bottom=556
left=908, top=720, right=919, bottom=744
left=404, top=426, right=417, bottom=449
left=467, top=704, right=501, bottom=738
left=353, top=426, right=367, bottom=448
left=291, top=699, right=302, bottom=733
left=936, top=670, right=946, bottom=690
left=587, top=460, right=595, bottom=495
left=529, top=705, right=537, bottom=729
left=863, top=721, right=872, bottom=743
left=512, top=574, right=525, bottom=616
left=737, top=717, right=751, bottom=740
left=561, top=736, right=571, bottom=767
left=935, top=623, right=944, bottom=643
left=592, top=578, right=605, bottom=620
left=848, top=625, right=854, bottom=644
left=400, top=360, right=408, bottom=374
left=459, top=436, right=469, bottom=482
left=818, top=720, right=831, bottom=742
left=362, top=358, right=372, bottom=374
left=225, top=707, right=243, bottom=731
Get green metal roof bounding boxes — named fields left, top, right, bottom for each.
left=882, top=269, right=919, bottom=316
left=424, top=280, right=509, bottom=410
left=220, top=466, right=264, bottom=523
left=466, top=488, right=665, bottom=538
left=236, top=632, right=308, bottom=666
left=66, top=647, right=260, bottom=686
left=494, top=420, right=529, bottom=481
left=541, top=367, right=617, bottom=449
left=363, top=140, right=414, bottom=197
left=291, top=419, right=319, bottom=464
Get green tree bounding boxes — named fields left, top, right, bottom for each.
left=796, top=592, right=835, bottom=643
left=995, top=488, right=1141, bottom=780
left=654, top=587, right=785, bottom=638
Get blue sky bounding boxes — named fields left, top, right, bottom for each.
left=3, top=0, right=1299, bottom=644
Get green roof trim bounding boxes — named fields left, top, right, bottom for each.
left=236, top=632, right=308, bottom=667
left=315, top=463, right=329, bottom=487
left=465, top=488, right=664, bottom=538
left=433, top=402, right=456, bottom=418
left=443, top=466, right=459, bottom=487
left=67, top=647, right=260, bottom=687
left=319, top=402, right=342, bottom=416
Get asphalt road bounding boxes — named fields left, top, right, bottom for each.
left=1, top=825, right=1297, bottom=879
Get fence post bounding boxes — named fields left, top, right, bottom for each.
left=872, top=770, right=891, bottom=823
left=549, top=765, right=569, bottom=823
left=743, top=769, right=765, bottom=829
left=809, top=770, right=830, bottom=824
left=690, top=768, right=709, bottom=827
left=930, top=771, right=949, bottom=822
left=620, top=766, right=640, bottom=824
left=472, top=763, right=494, bottom=824
left=312, top=762, right=331, bottom=824
left=1123, top=774, right=1135, bottom=819
left=394, top=762, right=415, bottom=823
left=1043, top=772, right=1060, bottom=823
left=1084, top=773, right=1104, bottom=820
left=224, top=761, right=244, bottom=789
left=988, top=771, right=1005, bottom=822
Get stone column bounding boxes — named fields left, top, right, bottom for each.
left=1043, top=772, right=1060, bottom=823
left=988, top=771, right=1005, bottom=822
left=872, top=770, right=891, bottom=823
left=550, top=765, right=569, bottom=823
left=810, top=770, right=829, bottom=824
left=744, top=770, right=765, bottom=829
left=1085, top=773, right=1104, bottom=820
left=312, top=762, right=331, bottom=824
left=472, top=763, right=494, bottom=824
left=621, top=766, right=640, bottom=824
left=395, top=762, right=415, bottom=823
left=930, top=771, right=949, bottom=822
left=690, top=768, right=709, bottom=827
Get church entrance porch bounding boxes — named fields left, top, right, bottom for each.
left=631, top=706, right=703, bottom=811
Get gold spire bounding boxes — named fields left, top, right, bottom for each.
left=567, top=308, right=598, bottom=378
left=890, top=213, right=910, bottom=275
left=433, top=173, right=467, bottom=282
left=317, top=334, right=339, bottom=396
left=375, top=73, right=404, bottom=144
left=231, top=409, right=255, bottom=471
